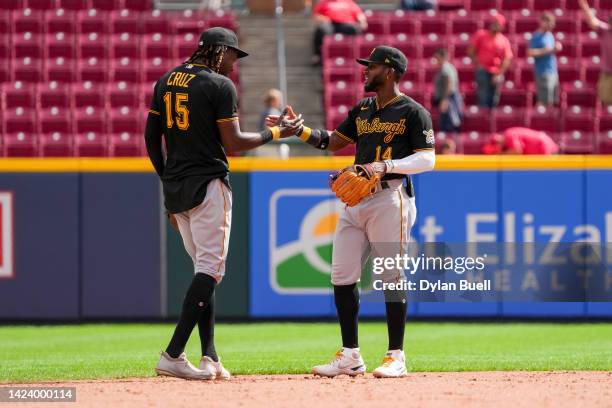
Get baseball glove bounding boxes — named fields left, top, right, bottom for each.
left=330, top=164, right=381, bottom=207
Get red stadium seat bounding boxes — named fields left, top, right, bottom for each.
left=75, top=131, right=107, bottom=156
left=173, top=10, right=207, bottom=36
left=78, top=32, right=108, bottom=59
left=38, top=81, right=71, bottom=108
left=434, top=131, right=461, bottom=153
left=363, top=10, right=388, bottom=36
left=580, top=32, right=601, bottom=58
left=554, top=17, right=578, bottom=36
left=564, top=0, right=588, bottom=10
left=111, top=9, right=141, bottom=34
left=39, top=106, right=71, bottom=134
left=462, top=87, right=477, bottom=106
left=45, top=8, right=76, bottom=34
left=90, top=0, right=122, bottom=10
left=499, top=84, right=530, bottom=108
left=77, top=56, right=109, bottom=82
left=110, top=132, right=141, bottom=156
left=13, top=8, right=44, bottom=33
left=124, top=0, right=152, bottom=11
left=513, top=15, right=539, bottom=35
left=73, top=81, right=105, bottom=108
left=421, top=33, right=445, bottom=59
left=12, top=57, right=43, bottom=82
left=555, top=33, right=578, bottom=59
left=0, top=35, right=8, bottom=59
left=528, top=105, right=560, bottom=134
left=418, top=11, right=448, bottom=36
left=563, top=82, right=597, bottom=108
left=0, top=11, right=10, bottom=33
left=326, top=81, right=356, bottom=108
left=501, top=0, right=530, bottom=10
left=559, top=131, right=595, bottom=153
left=462, top=106, right=492, bottom=132
left=469, top=0, right=500, bottom=11
left=518, top=59, right=534, bottom=84
left=26, top=0, right=56, bottom=10
left=58, top=0, right=87, bottom=10
left=557, top=57, right=583, bottom=82
left=388, top=33, right=420, bottom=59
left=14, top=32, right=43, bottom=59
left=39, top=132, right=73, bottom=156
left=143, top=10, right=171, bottom=34
left=46, top=32, right=76, bottom=59
left=357, top=34, right=389, bottom=60
left=3, top=107, right=36, bottom=133
left=493, top=106, right=527, bottom=132
left=175, top=32, right=199, bottom=61
left=108, top=81, right=139, bottom=108
left=3, top=132, right=38, bottom=156
left=460, top=131, right=489, bottom=154
left=140, top=82, right=155, bottom=107
left=450, top=34, right=471, bottom=59
left=77, top=9, right=108, bottom=34
left=46, top=57, right=76, bottom=82
left=322, top=34, right=356, bottom=61
left=449, top=10, right=480, bottom=34
left=109, top=106, right=140, bottom=133
left=74, top=106, right=106, bottom=133
left=597, top=131, right=612, bottom=154
left=599, top=106, right=612, bottom=132
left=562, top=106, right=596, bottom=132
left=143, top=33, right=173, bottom=59
left=111, top=32, right=140, bottom=59
left=110, top=57, right=141, bottom=83
left=388, top=10, right=420, bottom=36
left=532, top=0, right=563, bottom=10
left=2, top=82, right=36, bottom=108
left=583, top=56, right=601, bottom=85
left=0, top=0, right=24, bottom=10
left=205, top=10, right=237, bottom=31
left=143, top=57, right=172, bottom=83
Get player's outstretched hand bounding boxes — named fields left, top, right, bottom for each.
left=274, top=106, right=303, bottom=138
left=265, top=105, right=298, bottom=127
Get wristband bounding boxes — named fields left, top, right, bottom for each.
left=260, top=128, right=273, bottom=144
left=270, top=126, right=281, bottom=140
left=299, top=126, right=312, bottom=141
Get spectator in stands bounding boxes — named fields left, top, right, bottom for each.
left=311, top=0, right=367, bottom=66
left=400, top=0, right=436, bottom=11
left=578, top=0, right=612, bottom=105
left=439, top=138, right=456, bottom=154
left=528, top=12, right=563, bottom=107
left=432, top=49, right=464, bottom=132
left=468, top=14, right=513, bottom=108
left=482, top=127, right=559, bottom=155
left=259, top=89, right=283, bottom=131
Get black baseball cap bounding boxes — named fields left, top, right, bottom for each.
left=198, top=27, right=249, bottom=58
left=356, top=46, right=407, bottom=74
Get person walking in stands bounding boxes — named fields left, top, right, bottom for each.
left=528, top=12, right=563, bottom=107
left=468, top=14, right=513, bottom=108
left=432, top=48, right=464, bottom=132
left=311, top=0, right=367, bottom=65
left=578, top=0, right=612, bottom=105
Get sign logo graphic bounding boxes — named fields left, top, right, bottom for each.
left=0, top=192, right=14, bottom=278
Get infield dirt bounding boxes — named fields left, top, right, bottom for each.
left=7, top=371, right=612, bottom=408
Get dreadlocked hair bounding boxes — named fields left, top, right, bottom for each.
left=185, top=44, right=228, bottom=73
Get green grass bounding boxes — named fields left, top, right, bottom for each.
left=1, top=322, right=612, bottom=382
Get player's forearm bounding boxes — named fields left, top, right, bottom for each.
left=223, top=128, right=280, bottom=153
left=384, top=150, right=435, bottom=175
left=144, top=114, right=165, bottom=177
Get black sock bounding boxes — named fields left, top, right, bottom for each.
left=198, top=292, right=218, bottom=362
left=334, top=284, right=359, bottom=349
left=166, top=273, right=216, bottom=358
left=385, top=297, right=407, bottom=351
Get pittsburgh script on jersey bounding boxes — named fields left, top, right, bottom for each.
left=166, top=72, right=196, bottom=88
left=355, top=117, right=406, bottom=143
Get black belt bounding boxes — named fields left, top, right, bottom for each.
left=381, top=179, right=415, bottom=198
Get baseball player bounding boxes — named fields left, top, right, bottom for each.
left=269, top=46, right=435, bottom=378
left=145, top=27, right=302, bottom=381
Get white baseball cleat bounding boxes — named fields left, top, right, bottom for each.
left=372, top=349, right=408, bottom=378
left=312, top=348, right=366, bottom=378
left=199, top=356, right=231, bottom=380
left=155, top=351, right=214, bottom=380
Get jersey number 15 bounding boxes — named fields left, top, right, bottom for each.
left=163, top=92, right=190, bottom=130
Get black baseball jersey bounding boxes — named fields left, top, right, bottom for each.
left=335, top=94, right=435, bottom=182
left=147, top=63, right=238, bottom=213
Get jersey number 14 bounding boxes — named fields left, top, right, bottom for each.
left=163, top=92, right=190, bottom=130
left=375, top=146, right=392, bottom=161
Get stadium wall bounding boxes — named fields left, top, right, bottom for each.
left=0, top=157, right=610, bottom=320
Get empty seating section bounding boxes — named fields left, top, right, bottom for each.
left=0, top=0, right=238, bottom=156
left=323, top=0, right=609, bottom=153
